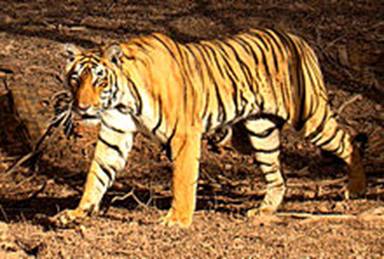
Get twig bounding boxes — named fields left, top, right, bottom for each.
left=4, top=153, right=36, bottom=175
left=110, top=188, right=149, bottom=208
left=277, top=212, right=355, bottom=220
left=337, top=94, right=363, bottom=117
left=277, top=207, right=384, bottom=222
left=0, top=156, right=19, bottom=163
left=324, top=21, right=384, bottom=51
left=317, top=176, right=347, bottom=186
left=358, top=207, right=384, bottom=218
left=0, top=205, right=9, bottom=222
left=2, top=77, right=10, bottom=91
left=7, top=181, right=47, bottom=201
left=22, top=181, right=47, bottom=201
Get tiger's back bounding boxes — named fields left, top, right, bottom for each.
left=121, top=29, right=329, bottom=137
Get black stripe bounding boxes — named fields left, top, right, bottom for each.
left=324, top=131, right=346, bottom=155
left=267, top=182, right=285, bottom=188
left=252, top=145, right=281, bottom=153
left=195, top=45, right=228, bottom=123
left=204, top=44, right=240, bottom=115
left=132, top=41, right=149, bottom=51
left=306, top=109, right=329, bottom=141
left=204, top=44, right=228, bottom=79
left=301, top=49, right=317, bottom=92
left=223, top=39, right=255, bottom=92
left=205, top=113, right=213, bottom=132
left=152, top=35, right=190, bottom=114
left=248, top=32, right=280, bottom=115
left=115, top=104, right=130, bottom=115
left=151, top=97, right=163, bottom=135
left=190, top=45, right=211, bottom=120
left=264, top=29, right=286, bottom=58
left=232, top=37, right=252, bottom=55
left=317, top=128, right=340, bottom=148
left=180, top=45, right=197, bottom=82
left=101, top=117, right=126, bottom=134
left=258, top=93, right=265, bottom=112
left=263, top=29, right=286, bottom=72
left=214, top=42, right=240, bottom=81
left=268, top=29, right=296, bottom=121
left=98, top=135, right=125, bottom=158
left=126, top=78, right=143, bottom=115
left=251, top=30, right=271, bottom=51
left=208, top=44, right=240, bottom=119
left=94, top=172, right=107, bottom=187
left=166, top=119, right=178, bottom=145
left=247, top=127, right=276, bottom=138
left=184, top=44, right=202, bottom=75
left=95, top=159, right=116, bottom=184
left=237, top=36, right=260, bottom=67
left=201, top=83, right=211, bottom=120
left=244, top=34, right=273, bottom=82
left=171, top=138, right=188, bottom=161
left=261, top=33, right=279, bottom=73
left=175, top=45, right=195, bottom=121
left=164, top=120, right=179, bottom=160
left=237, top=36, right=263, bottom=96
left=299, top=95, right=318, bottom=127
left=256, top=160, right=274, bottom=167
left=110, top=70, right=120, bottom=107
left=151, top=34, right=179, bottom=62
left=263, top=170, right=278, bottom=176
left=290, top=39, right=306, bottom=130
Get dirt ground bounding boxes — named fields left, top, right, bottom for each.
left=0, top=0, right=383, bottom=258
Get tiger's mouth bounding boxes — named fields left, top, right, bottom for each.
left=80, top=114, right=100, bottom=125
left=73, top=109, right=101, bottom=125
left=80, top=113, right=99, bottom=120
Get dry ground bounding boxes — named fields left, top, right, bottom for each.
left=0, top=0, right=383, bottom=258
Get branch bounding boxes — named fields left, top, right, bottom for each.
left=277, top=206, right=384, bottom=222
left=337, top=94, right=363, bottom=117
left=107, top=188, right=152, bottom=212
left=5, top=92, right=73, bottom=175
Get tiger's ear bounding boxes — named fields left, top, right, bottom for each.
left=105, top=44, right=123, bottom=67
left=63, top=44, right=81, bottom=63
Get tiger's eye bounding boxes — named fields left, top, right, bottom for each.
left=96, top=70, right=104, bottom=77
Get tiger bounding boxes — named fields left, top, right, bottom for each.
left=53, top=28, right=366, bottom=228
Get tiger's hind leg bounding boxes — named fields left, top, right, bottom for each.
left=238, top=118, right=286, bottom=217
left=304, top=107, right=366, bottom=197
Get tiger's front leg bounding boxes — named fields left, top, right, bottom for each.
left=52, top=111, right=136, bottom=227
left=162, top=132, right=202, bottom=228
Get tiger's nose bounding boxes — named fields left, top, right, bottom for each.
left=76, top=103, right=91, bottom=114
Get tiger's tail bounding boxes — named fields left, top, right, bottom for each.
left=287, top=35, right=366, bottom=195
left=294, top=38, right=367, bottom=196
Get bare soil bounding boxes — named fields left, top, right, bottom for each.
left=0, top=0, right=383, bottom=258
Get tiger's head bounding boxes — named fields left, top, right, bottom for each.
left=63, top=44, right=124, bottom=122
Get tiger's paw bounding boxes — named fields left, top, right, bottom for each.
left=50, top=209, right=89, bottom=228
left=346, top=168, right=367, bottom=199
left=345, top=177, right=367, bottom=200
left=347, top=178, right=367, bottom=197
left=346, top=145, right=367, bottom=199
left=161, top=209, right=192, bottom=228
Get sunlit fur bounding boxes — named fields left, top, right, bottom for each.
left=55, top=28, right=366, bottom=228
